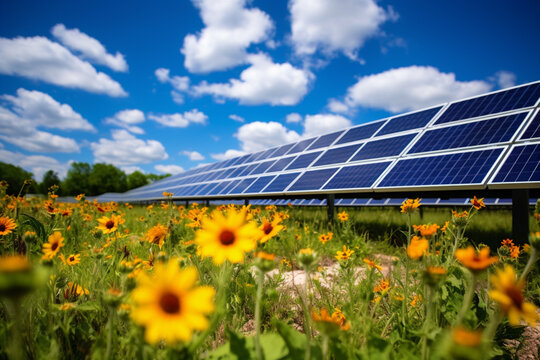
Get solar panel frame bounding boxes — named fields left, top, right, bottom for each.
left=488, top=143, right=540, bottom=188
left=519, top=109, right=540, bottom=140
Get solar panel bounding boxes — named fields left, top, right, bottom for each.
left=237, top=163, right=259, bottom=177
left=250, top=160, right=276, bottom=175
left=378, top=148, right=503, bottom=188
left=287, top=138, right=316, bottom=154
left=520, top=111, right=540, bottom=140
left=351, top=133, right=416, bottom=161
left=207, top=181, right=233, bottom=195
left=255, top=147, right=279, bottom=161
left=288, top=168, right=339, bottom=191
left=377, top=106, right=442, bottom=136
left=436, top=82, right=540, bottom=124
left=314, top=144, right=362, bottom=166
left=336, top=122, right=383, bottom=145
left=285, top=151, right=322, bottom=170
left=369, top=198, right=388, bottom=205
left=323, top=162, right=391, bottom=189
left=408, top=113, right=527, bottom=154
left=307, top=131, right=344, bottom=150
left=219, top=180, right=241, bottom=195
left=272, top=143, right=295, bottom=157
left=261, top=173, right=301, bottom=193
left=229, top=154, right=252, bottom=167
left=245, top=176, right=275, bottom=193
left=266, top=156, right=296, bottom=173
left=227, top=178, right=257, bottom=194
left=197, top=182, right=220, bottom=196
left=491, top=144, right=540, bottom=184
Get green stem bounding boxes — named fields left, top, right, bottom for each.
left=519, top=248, right=537, bottom=282
left=455, top=272, right=476, bottom=326
left=421, top=287, right=434, bottom=360
left=105, top=307, right=115, bottom=360
left=322, top=335, right=329, bottom=360
left=254, top=269, right=265, bottom=360
left=302, top=269, right=312, bottom=360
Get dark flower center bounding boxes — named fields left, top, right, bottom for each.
left=105, top=220, right=115, bottom=229
left=69, top=256, right=75, bottom=262
left=153, top=235, right=161, bottom=244
left=0, top=224, right=5, bottom=232
left=263, top=223, right=273, bottom=235
left=506, top=286, right=523, bottom=309
left=220, top=230, right=235, bottom=246
left=51, top=242, right=58, bottom=251
left=159, top=292, right=180, bottom=314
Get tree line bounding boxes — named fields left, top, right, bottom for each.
left=0, top=161, right=170, bottom=196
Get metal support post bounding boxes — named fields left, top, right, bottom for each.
left=327, top=194, right=335, bottom=223
left=244, top=199, right=249, bottom=206
left=512, top=189, right=529, bottom=245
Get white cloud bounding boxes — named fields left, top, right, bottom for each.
left=154, top=164, right=184, bottom=175
left=229, top=114, right=245, bottom=123
left=121, top=166, right=144, bottom=174
left=211, top=149, right=246, bottom=161
left=286, top=113, right=302, bottom=123
left=171, top=91, right=185, bottom=105
left=181, top=150, right=205, bottom=161
left=105, top=109, right=145, bottom=134
left=0, top=130, right=80, bottom=153
left=51, top=24, right=128, bottom=72
left=90, top=129, right=168, bottom=166
left=327, top=99, right=349, bottom=113
left=149, top=109, right=208, bottom=127
left=181, top=0, right=273, bottom=73
left=303, top=114, right=352, bottom=137
left=0, top=148, right=71, bottom=181
left=289, top=0, right=393, bottom=59
left=193, top=53, right=312, bottom=105
left=0, top=36, right=127, bottom=97
left=236, top=121, right=300, bottom=152
left=493, top=71, right=516, bottom=89
left=341, top=66, right=492, bottom=113
left=155, top=68, right=190, bottom=91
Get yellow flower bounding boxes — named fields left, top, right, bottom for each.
left=0, top=254, right=31, bottom=272
left=410, top=294, right=422, bottom=307
left=406, top=236, right=428, bottom=260
left=374, top=279, right=390, bottom=293
left=66, top=254, right=81, bottom=266
left=195, top=208, right=262, bottom=265
left=258, top=216, right=284, bottom=244
left=455, top=246, right=498, bottom=272
left=335, top=245, right=354, bottom=261
left=42, top=231, right=65, bottom=260
left=470, top=196, right=485, bottom=210
left=163, top=191, right=173, bottom=197
left=59, top=303, right=77, bottom=311
left=96, top=214, right=122, bottom=234
left=363, top=258, right=382, bottom=271
left=65, top=281, right=89, bottom=300
left=130, top=261, right=215, bottom=345
left=0, top=216, right=17, bottom=236
left=337, top=211, right=349, bottom=221
left=489, top=265, right=538, bottom=326
left=413, top=224, right=439, bottom=238
left=400, top=198, right=421, bottom=213
left=145, top=224, right=168, bottom=248
left=312, top=308, right=350, bottom=333
left=452, top=327, right=482, bottom=347
left=75, top=193, right=85, bottom=201
left=318, top=232, right=333, bottom=244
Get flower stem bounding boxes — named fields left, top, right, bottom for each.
left=254, top=269, right=265, bottom=360
left=519, top=248, right=538, bottom=282
left=455, top=271, right=476, bottom=326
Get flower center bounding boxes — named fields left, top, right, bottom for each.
left=0, top=224, right=5, bottom=232
left=506, top=286, right=523, bottom=309
left=263, top=223, right=273, bottom=235
left=159, top=292, right=181, bottom=314
left=153, top=235, right=161, bottom=244
left=106, top=220, right=115, bottom=229
left=219, top=230, right=235, bottom=246
left=51, top=242, right=59, bottom=251
left=69, top=256, right=75, bottom=262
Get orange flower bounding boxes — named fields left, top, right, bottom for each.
left=312, top=308, right=350, bottom=332
left=0, top=216, right=17, bottom=236
left=413, top=224, right=439, bottom=238
left=335, top=245, right=354, bottom=261
left=363, top=258, right=382, bottom=271
left=337, top=211, right=349, bottom=221
left=455, top=246, right=498, bottom=272
left=407, top=236, right=428, bottom=260
left=318, top=232, right=333, bottom=244
left=452, top=327, right=482, bottom=347
left=401, top=198, right=421, bottom=213
left=374, top=279, right=390, bottom=293
left=470, top=196, right=485, bottom=210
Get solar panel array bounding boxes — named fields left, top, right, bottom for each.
left=99, top=81, right=540, bottom=202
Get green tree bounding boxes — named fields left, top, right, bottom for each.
left=88, top=163, right=127, bottom=195
left=63, top=162, right=91, bottom=196
left=146, top=173, right=171, bottom=183
left=127, top=171, right=149, bottom=190
left=40, top=170, right=62, bottom=195
left=0, top=161, right=36, bottom=195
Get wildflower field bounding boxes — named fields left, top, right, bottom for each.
left=0, top=182, right=539, bottom=360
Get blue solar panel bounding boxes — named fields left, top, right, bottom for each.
left=237, top=163, right=259, bottom=177
left=197, top=182, right=220, bottom=196
left=336, top=122, right=383, bottom=145
left=409, top=113, right=526, bottom=154
left=377, top=107, right=442, bottom=136
left=229, top=154, right=251, bottom=167
left=387, top=198, right=407, bottom=205
left=369, top=198, right=387, bottom=205
left=245, top=176, right=275, bottom=193
left=520, top=111, right=540, bottom=139
left=421, top=198, right=439, bottom=204
left=215, top=168, right=235, bottom=180
left=207, top=181, right=233, bottom=195
left=324, top=162, right=391, bottom=189
left=288, top=168, right=338, bottom=191
left=338, top=198, right=355, bottom=205
left=272, top=144, right=295, bottom=157
left=227, top=178, right=257, bottom=194
left=287, top=138, right=316, bottom=154
left=352, top=134, right=416, bottom=161
left=228, top=165, right=249, bottom=178
left=250, top=160, right=276, bottom=175
left=378, top=148, right=503, bottom=187
left=436, top=82, right=540, bottom=124
left=354, top=198, right=370, bottom=205
left=204, top=170, right=222, bottom=182
left=307, top=131, right=344, bottom=150
left=256, top=147, right=279, bottom=161
left=219, top=180, right=241, bottom=195
left=266, top=156, right=296, bottom=173
left=438, top=198, right=467, bottom=205
left=261, top=173, right=300, bottom=193
left=286, top=151, right=322, bottom=170
left=245, top=151, right=265, bottom=163
left=313, top=144, right=362, bottom=166
left=492, top=144, right=540, bottom=183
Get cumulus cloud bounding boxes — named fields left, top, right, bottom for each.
left=0, top=36, right=127, bottom=97
left=181, top=0, right=273, bottom=73
left=492, top=71, right=516, bottom=89
left=148, top=109, right=208, bottom=127
left=327, top=99, right=349, bottom=114
left=229, top=114, right=245, bottom=123
left=303, top=114, right=352, bottom=137
left=105, top=109, right=145, bottom=134
left=90, top=130, right=168, bottom=166
left=211, top=149, right=246, bottom=161
left=235, top=121, right=300, bottom=152
left=121, top=166, right=144, bottom=174
left=339, top=66, right=492, bottom=113
left=286, top=113, right=302, bottom=123
left=51, top=24, right=128, bottom=72
left=289, top=0, right=394, bottom=58
left=155, top=164, right=185, bottom=175
left=181, top=150, right=205, bottom=161
left=193, top=53, right=312, bottom=105
left=155, top=68, right=190, bottom=91
left=0, top=148, right=71, bottom=181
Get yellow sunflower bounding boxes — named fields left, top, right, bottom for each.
left=489, top=265, right=538, bottom=326
left=0, top=216, right=17, bottom=236
left=195, top=208, right=262, bottom=265
left=66, top=254, right=81, bottom=266
left=258, top=216, right=284, bottom=244
left=96, top=214, right=122, bottom=234
left=400, top=198, right=421, bottom=213
left=145, top=224, right=168, bottom=248
left=130, top=261, right=215, bottom=345
left=42, top=231, right=65, bottom=260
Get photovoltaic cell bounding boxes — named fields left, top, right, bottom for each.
left=492, top=144, right=540, bottom=183
left=286, top=151, right=322, bottom=170
left=378, top=148, right=503, bottom=187
left=272, top=144, right=295, bottom=157
left=351, top=133, right=416, bottom=161
left=227, top=178, right=257, bottom=194
left=219, top=180, right=241, bottom=195
left=307, top=131, right=343, bottom=150
left=266, top=156, right=296, bottom=173
left=250, top=160, right=276, bottom=175
left=408, top=113, right=526, bottom=154
left=287, top=138, right=316, bottom=154
left=237, top=163, right=259, bottom=177
left=197, top=182, right=220, bottom=196
left=228, top=165, right=249, bottom=178
left=244, top=176, right=275, bottom=193
left=229, top=154, right=251, bottom=167
left=323, top=162, right=391, bottom=189
left=336, top=122, right=383, bottom=145
left=436, top=82, right=540, bottom=124
left=313, top=144, right=362, bottom=166
left=288, top=168, right=338, bottom=191
left=261, top=173, right=300, bottom=193
left=207, top=181, right=233, bottom=195
left=377, top=107, right=442, bottom=136
left=520, top=111, right=540, bottom=139
left=256, top=147, right=279, bottom=161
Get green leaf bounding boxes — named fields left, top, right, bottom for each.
left=228, top=329, right=250, bottom=359
left=272, top=319, right=306, bottom=360
left=20, top=213, right=46, bottom=243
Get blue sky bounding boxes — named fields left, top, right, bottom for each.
left=1, top=0, right=539, bottom=180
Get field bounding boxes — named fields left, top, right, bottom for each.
left=0, top=184, right=539, bottom=360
